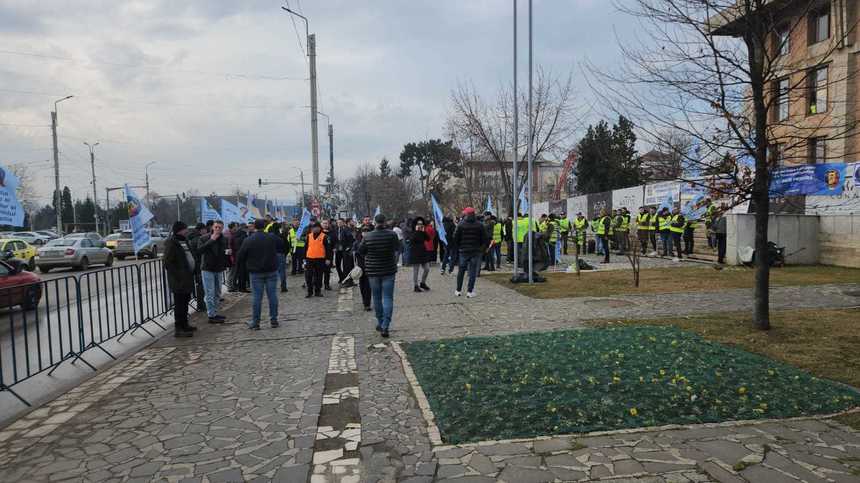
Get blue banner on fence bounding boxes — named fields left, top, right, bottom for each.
left=220, top=199, right=242, bottom=224
left=124, top=184, right=153, bottom=254
left=0, top=165, right=25, bottom=227
left=770, top=163, right=845, bottom=196
left=682, top=193, right=708, bottom=221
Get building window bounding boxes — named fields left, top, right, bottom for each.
left=774, top=77, right=790, bottom=121
left=808, top=137, right=827, bottom=164
left=807, top=66, right=828, bottom=114
left=769, top=143, right=786, bottom=165
left=775, top=24, right=790, bottom=56
left=809, top=5, right=830, bottom=44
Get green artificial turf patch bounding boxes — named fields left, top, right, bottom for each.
left=403, top=326, right=859, bottom=444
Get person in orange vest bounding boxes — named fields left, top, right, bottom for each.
left=304, top=222, right=333, bottom=298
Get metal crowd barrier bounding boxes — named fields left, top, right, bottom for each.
left=0, top=260, right=173, bottom=406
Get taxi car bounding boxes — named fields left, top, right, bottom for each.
left=0, top=238, right=38, bottom=271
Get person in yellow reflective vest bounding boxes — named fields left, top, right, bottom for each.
left=684, top=214, right=697, bottom=256
left=614, top=208, right=630, bottom=255
left=594, top=208, right=611, bottom=263
left=573, top=213, right=587, bottom=255
left=543, top=214, right=560, bottom=265
left=648, top=206, right=659, bottom=254
left=704, top=198, right=717, bottom=249
left=491, top=216, right=504, bottom=269
left=656, top=207, right=672, bottom=256
left=558, top=215, right=571, bottom=255
left=636, top=207, right=650, bottom=255
left=669, top=206, right=686, bottom=260
left=289, top=218, right=306, bottom=275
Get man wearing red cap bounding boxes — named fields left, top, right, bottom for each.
left=452, top=207, right=488, bottom=298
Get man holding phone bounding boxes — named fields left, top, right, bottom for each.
left=198, top=220, right=230, bottom=323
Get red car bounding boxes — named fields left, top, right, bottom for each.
left=0, top=260, right=42, bottom=310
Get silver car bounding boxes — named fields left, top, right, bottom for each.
left=114, top=230, right=165, bottom=260
left=36, top=237, right=114, bottom=272
left=12, top=231, right=51, bottom=246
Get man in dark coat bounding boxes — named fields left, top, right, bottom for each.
left=163, top=222, right=196, bottom=337
left=453, top=207, right=488, bottom=298
left=358, top=214, right=400, bottom=338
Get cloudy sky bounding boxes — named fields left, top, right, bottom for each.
left=0, top=0, right=636, bottom=207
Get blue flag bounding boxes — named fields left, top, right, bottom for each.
left=200, top=199, right=220, bottom=223
left=431, top=194, right=447, bottom=246
left=518, top=184, right=529, bottom=214
left=124, top=184, right=153, bottom=254
left=0, top=165, right=26, bottom=227
left=296, top=208, right=312, bottom=238
left=374, top=205, right=381, bottom=217
left=220, top=199, right=242, bottom=224
left=485, top=194, right=493, bottom=214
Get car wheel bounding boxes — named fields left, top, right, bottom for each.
left=38, top=266, right=51, bottom=273
left=105, top=254, right=114, bottom=267
left=79, top=257, right=90, bottom=271
left=28, top=257, right=36, bottom=271
left=22, top=286, right=40, bottom=310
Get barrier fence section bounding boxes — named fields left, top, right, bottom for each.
left=0, top=260, right=173, bottom=406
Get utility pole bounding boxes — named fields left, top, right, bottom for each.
left=512, top=0, right=519, bottom=281
left=84, top=142, right=100, bottom=234
left=281, top=7, right=320, bottom=198
left=328, top=122, right=334, bottom=189
left=144, top=162, right=156, bottom=202
left=51, top=95, right=73, bottom=235
left=527, top=0, right=534, bottom=284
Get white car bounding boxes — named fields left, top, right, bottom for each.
left=12, top=231, right=51, bottom=246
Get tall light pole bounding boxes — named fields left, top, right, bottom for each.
left=144, top=161, right=156, bottom=202
left=51, top=95, right=73, bottom=235
left=512, top=0, right=519, bottom=281
left=527, top=0, right=535, bottom=284
left=84, top=141, right=100, bottom=234
left=282, top=6, right=320, bottom=198
left=318, top=111, right=334, bottom=191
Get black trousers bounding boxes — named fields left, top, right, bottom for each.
left=506, top=240, right=514, bottom=262
left=716, top=233, right=727, bottom=263
left=561, top=232, right=569, bottom=254
left=291, top=247, right=305, bottom=275
left=638, top=230, right=649, bottom=254
left=323, top=259, right=332, bottom=288
left=193, top=271, right=206, bottom=311
left=672, top=233, right=683, bottom=258
left=335, top=250, right=347, bottom=281
left=359, top=274, right=371, bottom=307
left=305, top=259, right=325, bottom=294
left=336, top=251, right=355, bottom=284
left=173, top=292, right=191, bottom=329
left=649, top=231, right=657, bottom=251
left=683, top=227, right=694, bottom=255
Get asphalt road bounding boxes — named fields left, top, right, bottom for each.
left=0, top=255, right=172, bottom=387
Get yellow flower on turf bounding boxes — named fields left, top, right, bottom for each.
left=629, top=408, right=638, bottom=416
left=659, top=369, right=666, bottom=376
left=465, top=383, right=472, bottom=392
left=738, top=386, right=747, bottom=395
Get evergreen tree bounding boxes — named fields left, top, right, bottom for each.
left=575, top=116, right=640, bottom=194
left=61, top=186, right=74, bottom=225
left=379, top=158, right=392, bottom=178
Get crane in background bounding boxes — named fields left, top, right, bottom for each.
left=552, top=151, right=578, bottom=200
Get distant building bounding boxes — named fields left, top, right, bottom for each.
left=639, top=150, right=682, bottom=181
left=463, top=152, right=564, bottom=203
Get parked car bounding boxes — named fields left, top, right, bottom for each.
left=0, top=239, right=38, bottom=271
left=104, top=233, right=122, bottom=250
left=36, top=237, right=113, bottom=272
left=63, top=232, right=103, bottom=243
left=114, top=230, right=165, bottom=260
left=0, top=259, right=42, bottom=310
left=35, top=230, right=60, bottom=240
left=12, top=231, right=50, bottom=246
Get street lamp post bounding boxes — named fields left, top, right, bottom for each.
left=526, top=0, right=535, bottom=284
left=84, top=141, right=100, bottom=234
left=512, top=0, right=519, bottom=281
left=51, top=95, right=73, bottom=235
left=282, top=6, right=320, bottom=198
left=144, top=162, right=156, bottom=202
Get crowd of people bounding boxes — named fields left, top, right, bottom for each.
left=163, top=199, right=728, bottom=338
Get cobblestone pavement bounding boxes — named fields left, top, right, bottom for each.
left=0, top=268, right=858, bottom=482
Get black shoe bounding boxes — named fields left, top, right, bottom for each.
left=420, top=283, right=430, bottom=291
left=281, top=286, right=288, bottom=293
left=208, top=317, right=225, bottom=324
left=270, top=322, right=280, bottom=328
left=364, top=306, right=372, bottom=312
left=306, top=293, right=313, bottom=298
left=414, top=285, right=422, bottom=292
left=174, top=329, right=193, bottom=338
left=375, top=325, right=382, bottom=332
left=381, top=330, right=390, bottom=338
left=315, top=292, right=323, bottom=297
left=325, top=285, right=332, bottom=291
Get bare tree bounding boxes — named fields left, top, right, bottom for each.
left=449, top=68, right=583, bottom=209
left=588, top=0, right=858, bottom=330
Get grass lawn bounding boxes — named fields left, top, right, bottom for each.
left=485, top=265, right=860, bottom=299
left=403, top=326, right=859, bottom=444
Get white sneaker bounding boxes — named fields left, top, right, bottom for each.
left=466, top=292, right=476, bottom=298
left=454, top=290, right=462, bottom=297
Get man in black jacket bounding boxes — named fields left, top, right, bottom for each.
left=198, top=220, right=229, bottom=323
left=334, top=218, right=355, bottom=284
left=163, top=222, right=196, bottom=337
left=358, top=214, right=400, bottom=338
left=453, top=207, right=487, bottom=298
left=237, top=219, right=280, bottom=330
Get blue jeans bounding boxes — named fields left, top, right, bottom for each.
left=368, top=274, right=395, bottom=331
left=595, top=236, right=604, bottom=255
left=441, top=245, right=455, bottom=273
left=276, top=254, right=287, bottom=288
left=201, top=271, right=222, bottom=318
left=456, top=253, right=481, bottom=293
left=250, top=271, right=279, bottom=325
left=660, top=231, right=672, bottom=255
